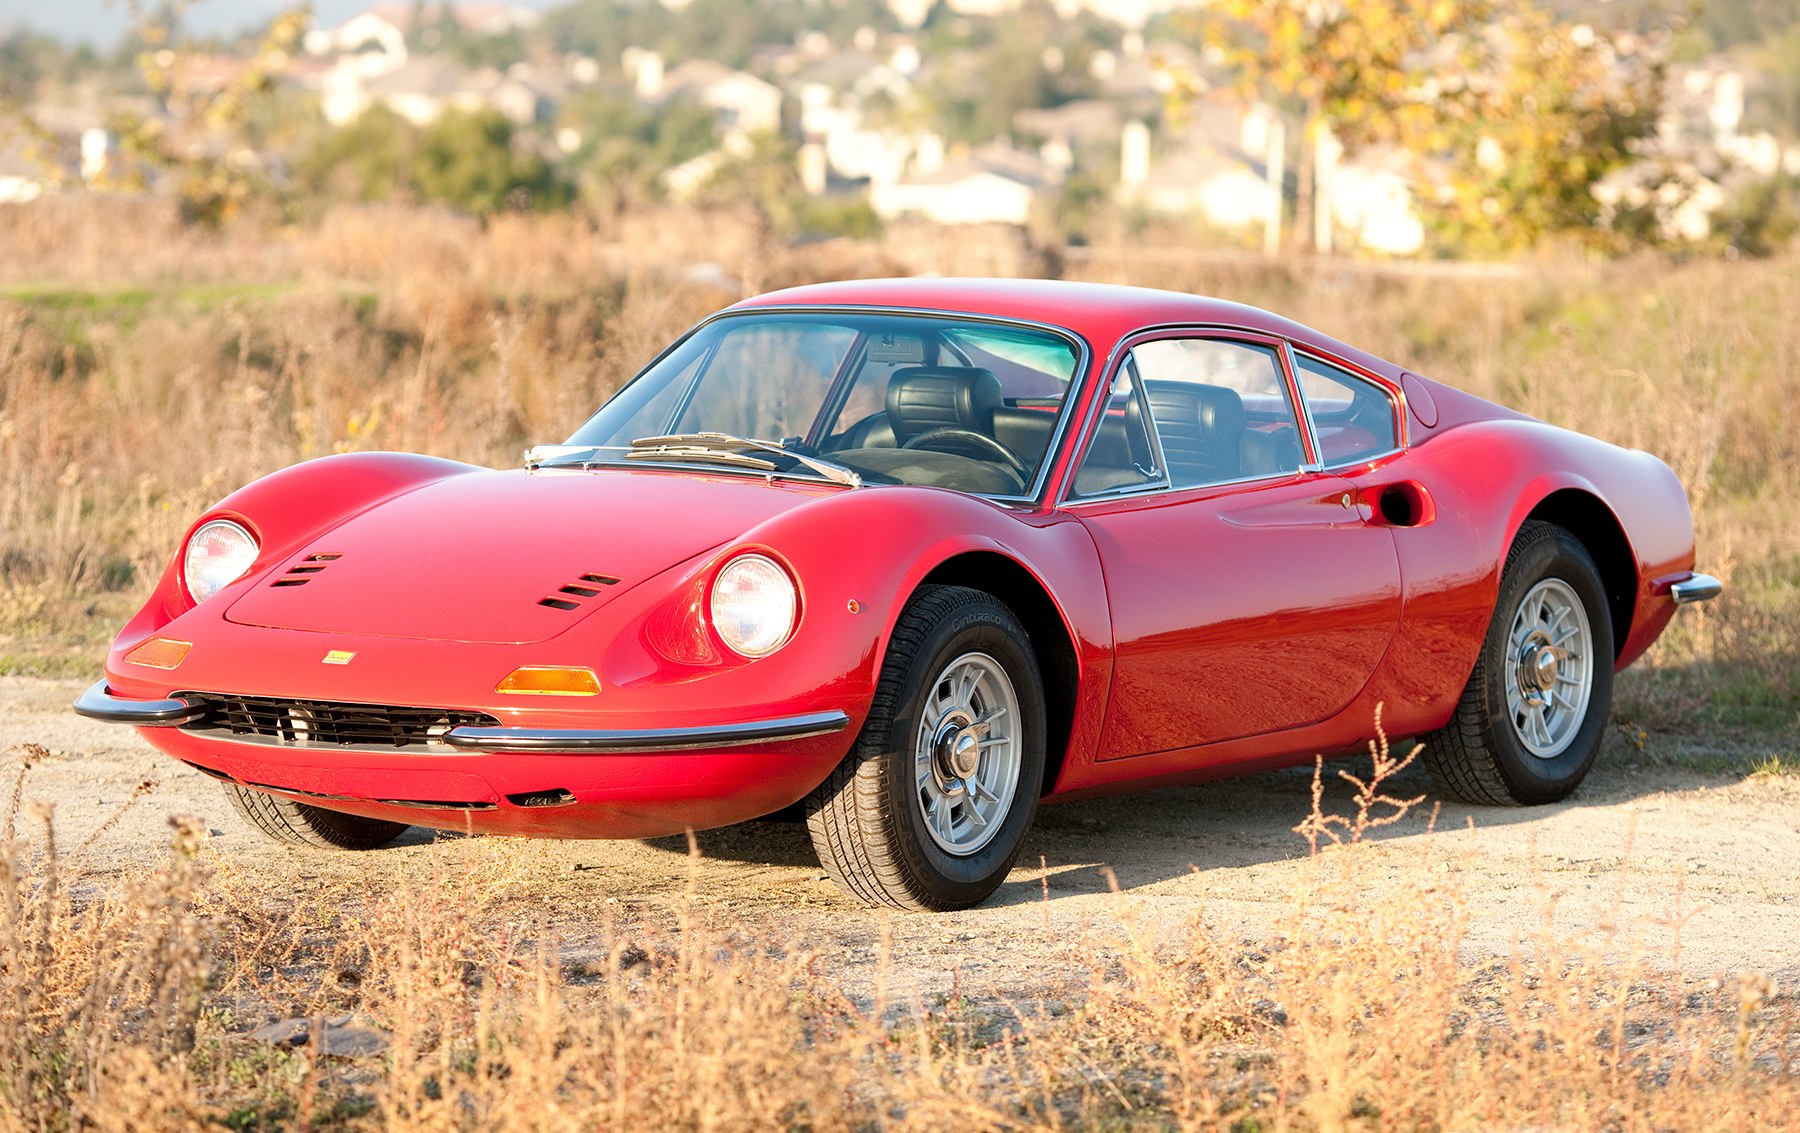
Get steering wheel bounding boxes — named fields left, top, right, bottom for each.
left=901, top=428, right=1030, bottom=479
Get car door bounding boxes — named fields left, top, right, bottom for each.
left=1067, top=332, right=1404, bottom=761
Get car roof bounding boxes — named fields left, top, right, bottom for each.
left=728, top=277, right=1409, bottom=384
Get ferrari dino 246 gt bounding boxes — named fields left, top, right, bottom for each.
left=77, top=279, right=1719, bottom=910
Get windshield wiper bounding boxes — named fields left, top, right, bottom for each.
left=524, top=444, right=603, bottom=469
left=626, top=433, right=863, bottom=488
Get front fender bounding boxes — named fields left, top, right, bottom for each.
left=112, top=452, right=482, bottom=655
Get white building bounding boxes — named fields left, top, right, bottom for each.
left=870, top=142, right=1058, bottom=226
left=363, top=55, right=487, bottom=126
left=304, top=11, right=410, bottom=79
left=1326, top=148, right=1427, bottom=257
left=656, top=59, right=784, bottom=138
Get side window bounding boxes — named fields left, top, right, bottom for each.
left=1292, top=353, right=1399, bottom=466
left=1131, top=338, right=1306, bottom=488
left=1072, top=361, right=1163, bottom=497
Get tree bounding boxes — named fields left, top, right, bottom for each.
left=1194, top=0, right=1662, bottom=254
left=1416, top=9, right=1661, bottom=253
left=294, top=105, right=418, bottom=205
left=120, top=4, right=312, bottom=225
left=296, top=106, right=569, bottom=215
left=414, top=109, right=567, bottom=214
left=1194, top=0, right=1497, bottom=251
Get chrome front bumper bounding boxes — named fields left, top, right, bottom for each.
left=72, top=680, right=850, bottom=754
left=440, top=711, right=851, bottom=753
left=73, top=681, right=206, bottom=725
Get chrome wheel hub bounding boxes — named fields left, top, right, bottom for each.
left=914, top=652, right=1020, bottom=857
left=1504, top=578, right=1595, bottom=760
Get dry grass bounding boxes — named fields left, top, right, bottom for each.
left=1, top=736, right=1795, bottom=1131
left=1, top=197, right=1791, bottom=729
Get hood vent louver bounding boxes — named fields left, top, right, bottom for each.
left=271, top=552, right=344, bottom=589
left=538, top=572, right=621, bottom=612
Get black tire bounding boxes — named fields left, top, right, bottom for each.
left=1423, top=520, right=1615, bottom=805
left=805, top=585, right=1046, bottom=911
left=225, top=783, right=410, bottom=850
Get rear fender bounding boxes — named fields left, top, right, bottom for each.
left=1373, top=420, right=1695, bottom=737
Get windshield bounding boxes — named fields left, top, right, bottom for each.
left=561, top=311, right=1084, bottom=498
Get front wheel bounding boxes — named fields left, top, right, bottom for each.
left=1423, top=520, right=1615, bottom=805
left=806, top=586, right=1045, bottom=911
left=225, top=784, right=411, bottom=850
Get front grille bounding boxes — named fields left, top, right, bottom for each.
left=179, top=693, right=499, bottom=750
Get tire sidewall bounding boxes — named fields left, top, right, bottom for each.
left=1481, top=528, right=1615, bottom=804
left=880, top=595, right=1046, bottom=907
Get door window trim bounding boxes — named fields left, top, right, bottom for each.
left=1062, top=327, right=1318, bottom=506
left=1281, top=343, right=1408, bottom=469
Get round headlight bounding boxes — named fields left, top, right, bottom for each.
left=709, top=554, right=797, bottom=658
left=183, top=519, right=259, bottom=604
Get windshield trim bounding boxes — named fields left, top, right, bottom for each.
left=573, top=304, right=1093, bottom=506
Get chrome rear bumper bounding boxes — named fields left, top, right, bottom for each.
left=1670, top=573, right=1723, bottom=605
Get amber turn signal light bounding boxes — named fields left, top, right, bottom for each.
left=126, top=638, right=192, bottom=670
left=495, top=666, right=601, bottom=696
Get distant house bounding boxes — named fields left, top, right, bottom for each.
left=663, top=149, right=731, bottom=202
left=0, top=115, right=88, bottom=201
left=870, top=142, right=1059, bottom=226
left=1135, top=148, right=1278, bottom=232
left=364, top=55, right=487, bottom=126
left=445, top=4, right=543, bottom=36
left=173, top=54, right=253, bottom=97
left=304, top=5, right=543, bottom=84
left=1122, top=100, right=1282, bottom=236
left=488, top=64, right=562, bottom=126
left=304, top=10, right=410, bottom=79
left=1014, top=100, right=1122, bottom=151
left=1325, top=147, right=1427, bottom=257
left=0, top=134, right=50, bottom=203
left=656, top=59, right=783, bottom=137
left=1593, top=160, right=1728, bottom=243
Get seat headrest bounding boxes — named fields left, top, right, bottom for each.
left=1191, top=384, right=1246, bottom=435
left=885, top=366, right=1002, bottom=443
left=1145, top=382, right=1245, bottom=432
left=1143, top=381, right=1246, bottom=484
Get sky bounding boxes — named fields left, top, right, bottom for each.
left=0, top=0, right=565, bottom=47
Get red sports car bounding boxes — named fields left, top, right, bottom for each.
left=77, top=279, right=1719, bottom=910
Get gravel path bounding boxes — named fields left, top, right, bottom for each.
left=6, top=676, right=1796, bottom=999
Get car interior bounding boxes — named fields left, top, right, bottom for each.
left=823, top=364, right=1061, bottom=496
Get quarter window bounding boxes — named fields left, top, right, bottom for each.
left=1292, top=353, right=1399, bottom=466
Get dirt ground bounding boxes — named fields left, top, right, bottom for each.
left=5, top=675, right=1797, bottom=1000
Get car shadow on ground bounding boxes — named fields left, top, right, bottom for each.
left=629, top=727, right=1754, bottom=904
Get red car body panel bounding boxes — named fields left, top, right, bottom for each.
left=88, top=279, right=1706, bottom=837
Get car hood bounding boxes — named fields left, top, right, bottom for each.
left=224, top=467, right=833, bottom=644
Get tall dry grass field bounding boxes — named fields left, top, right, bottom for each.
left=1, top=199, right=1792, bottom=729
left=0, top=197, right=1796, bottom=1128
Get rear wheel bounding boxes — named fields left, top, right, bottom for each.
left=225, top=784, right=410, bottom=850
left=806, top=586, right=1045, bottom=911
left=1423, top=521, right=1614, bottom=805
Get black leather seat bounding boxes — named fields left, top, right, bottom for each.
left=885, top=366, right=1003, bottom=446
left=1144, top=381, right=1244, bottom=488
